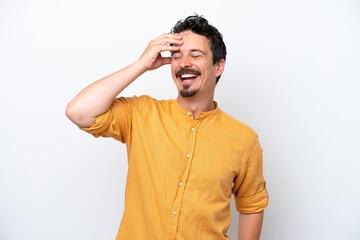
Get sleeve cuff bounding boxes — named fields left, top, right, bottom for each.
left=79, top=112, right=111, bottom=138
left=234, top=186, right=269, bottom=214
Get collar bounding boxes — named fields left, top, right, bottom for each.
left=171, top=98, right=220, bottom=120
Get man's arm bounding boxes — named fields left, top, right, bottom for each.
left=65, top=33, right=183, bottom=128
left=238, top=210, right=264, bottom=240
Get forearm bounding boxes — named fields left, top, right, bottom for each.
left=238, top=211, right=264, bottom=240
left=66, top=33, right=182, bottom=128
left=66, top=60, right=146, bottom=127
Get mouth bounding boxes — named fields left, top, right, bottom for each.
left=179, top=73, right=199, bottom=83
left=175, top=69, right=201, bottom=84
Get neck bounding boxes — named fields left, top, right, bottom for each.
left=176, top=93, right=215, bottom=119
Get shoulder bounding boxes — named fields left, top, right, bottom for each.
left=217, top=109, right=260, bottom=149
left=114, top=95, right=172, bottom=113
left=219, top=110, right=258, bottom=137
left=115, top=94, right=156, bottom=103
left=114, top=95, right=161, bottom=106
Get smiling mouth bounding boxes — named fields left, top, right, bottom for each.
left=176, top=69, right=201, bottom=84
left=179, top=74, right=199, bottom=83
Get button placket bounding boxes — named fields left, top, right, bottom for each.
left=167, top=119, right=200, bottom=239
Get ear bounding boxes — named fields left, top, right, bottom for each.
left=215, top=59, right=225, bottom=77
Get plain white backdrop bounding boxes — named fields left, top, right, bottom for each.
left=1, top=0, right=359, bottom=239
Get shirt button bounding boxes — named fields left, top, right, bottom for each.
left=186, top=154, right=190, bottom=158
left=187, top=112, right=191, bottom=116
left=191, top=127, right=195, bottom=131
left=179, top=182, right=183, bottom=186
left=173, top=211, right=177, bottom=215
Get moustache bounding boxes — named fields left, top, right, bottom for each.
left=175, top=68, right=201, bottom=78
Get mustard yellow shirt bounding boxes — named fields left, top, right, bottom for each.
left=80, top=95, right=269, bottom=240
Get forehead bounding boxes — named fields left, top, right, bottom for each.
left=178, top=30, right=211, bottom=51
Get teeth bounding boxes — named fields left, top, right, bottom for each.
left=181, top=74, right=197, bottom=78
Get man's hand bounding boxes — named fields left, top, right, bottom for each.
left=138, top=33, right=183, bottom=71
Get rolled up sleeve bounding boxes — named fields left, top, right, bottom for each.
left=79, top=97, right=133, bottom=143
left=232, top=136, right=269, bottom=213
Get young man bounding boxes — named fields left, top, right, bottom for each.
left=66, top=15, right=269, bottom=240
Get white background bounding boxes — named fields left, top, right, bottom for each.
left=1, top=0, right=359, bottom=239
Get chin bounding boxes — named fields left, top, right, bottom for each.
left=179, top=87, right=200, bottom=98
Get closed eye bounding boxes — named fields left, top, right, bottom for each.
left=172, top=53, right=182, bottom=60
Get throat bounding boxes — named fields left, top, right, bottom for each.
left=176, top=96, right=216, bottom=119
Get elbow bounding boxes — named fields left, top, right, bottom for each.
left=65, top=102, right=94, bottom=128
left=65, top=102, right=79, bottom=124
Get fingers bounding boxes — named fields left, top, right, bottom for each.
left=138, top=33, right=183, bottom=71
left=155, top=33, right=183, bottom=42
left=159, top=44, right=181, bottom=52
left=153, top=33, right=183, bottom=50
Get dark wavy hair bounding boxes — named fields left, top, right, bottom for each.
left=171, top=15, right=227, bottom=83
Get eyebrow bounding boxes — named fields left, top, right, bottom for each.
left=190, top=49, right=206, bottom=55
left=171, top=49, right=206, bottom=56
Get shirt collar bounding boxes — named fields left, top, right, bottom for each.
left=171, top=98, right=220, bottom=120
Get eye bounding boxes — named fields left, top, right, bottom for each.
left=172, top=54, right=181, bottom=60
left=192, top=55, right=201, bottom=58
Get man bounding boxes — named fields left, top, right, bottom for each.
left=66, top=15, right=269, bottom=240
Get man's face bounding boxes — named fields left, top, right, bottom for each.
left=171, top=31, right=224, bottom=99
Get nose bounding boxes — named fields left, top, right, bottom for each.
left=179, top=55, right=193, bottom=68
